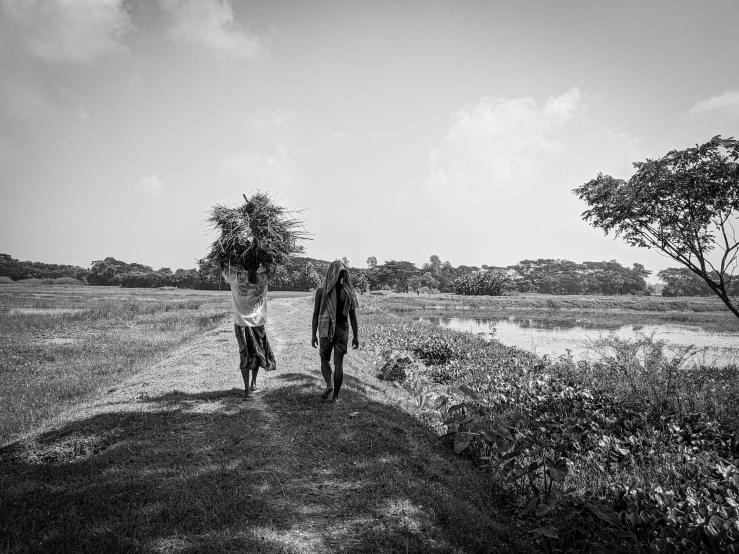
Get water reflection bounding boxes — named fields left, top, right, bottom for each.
left=393, top=310, right=739, bottom=367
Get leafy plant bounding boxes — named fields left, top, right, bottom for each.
left=360, top=304, right=739, bottom=552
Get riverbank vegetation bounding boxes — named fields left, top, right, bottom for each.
left=361, top=297, right=739, bottom=552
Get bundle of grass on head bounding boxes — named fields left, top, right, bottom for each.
left=204, top=191, right=309, bottom=273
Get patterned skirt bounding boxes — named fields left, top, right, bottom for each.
left=234, top=324, right=277, bottom=371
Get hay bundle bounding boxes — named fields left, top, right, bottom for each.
left=204, top=192, right=309, bottom=272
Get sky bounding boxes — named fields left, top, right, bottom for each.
left=1, top=0, right=738, bottom=280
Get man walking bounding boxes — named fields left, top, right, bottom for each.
left=311, top=260, right=359, bottom=403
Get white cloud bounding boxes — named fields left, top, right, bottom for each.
left=161, top=0, right=262, bottom=58
left=421, top=87, right=584, bottom=197
left=221, top=144, right=297, bottom=188
left=689, top=89, right=739, bottom=115
left=250, top=108, right=295, bottom=131
left=1, top=0, right=132, bottom=63
left=136, top=174, right=164, bottom=197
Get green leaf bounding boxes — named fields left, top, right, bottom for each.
left=454, top=435, right=471, bottom=454
left=535, top=504, right=552, bottom=517
left=608, top=529, right=637, bottom=540
left=459, top=385, right=480, bottom=400
left=520, top=496, right=538, bottom=517
left=547, top=458, right=569, bottom=483
left=586, top=502, right=622, bottom=527
left=530, top=526, right=559, bottom=539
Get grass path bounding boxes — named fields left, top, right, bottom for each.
left=1, top=297, right=530, bottom=553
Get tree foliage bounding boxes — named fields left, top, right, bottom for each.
left=657, top=267, right=713, bottom=297
left=574, top=136, right=739, bottom=318
left=510, top=259, right=649, bottom=295
left=0, top=253, right=89, bottom=282
left=452, top=270, right=511, bottom=296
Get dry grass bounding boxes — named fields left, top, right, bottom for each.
left=0, top=285, right=308, bottom=443
left=204, top=192, right=309, bottom=271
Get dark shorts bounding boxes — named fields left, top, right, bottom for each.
left=234, top=324, right=277, bottom=371
left=319, top=322, right=350, bottom=360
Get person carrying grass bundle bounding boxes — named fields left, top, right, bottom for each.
left=311, top=260, right=359, bottom=403
left=222, top=263, right=276, bottom=399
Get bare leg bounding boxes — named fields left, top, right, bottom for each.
left=332, top=349, right=345, bottom=401
left=235, top=325, right=251, bottom=398
left=250, top=361, right=259, bottom=392
left=320, top=350, right=334, bottom=399
left=240, top=366, right=251, bottom=398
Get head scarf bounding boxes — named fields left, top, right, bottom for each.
left=318, top=260, right=359, bottom=339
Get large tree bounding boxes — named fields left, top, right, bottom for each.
left=574, top=136, right=739, bottom=319
left=657, top=267, right=713, bottom=297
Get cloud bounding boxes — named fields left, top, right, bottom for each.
left=221, top=144, right=297, bottom=188
left=689, top=89, right=739, bottom=115
left=421, top=87, right=584, bottom=197
left=136, top=174, right=164, bottom=197
left=250, top=108, right=295, bottom=131
left=161, top=0, right=262, bottom=58
left=1, top=0, right=132, bottom=63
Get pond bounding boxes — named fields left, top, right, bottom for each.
left=394, top=310, right=739, bottom=367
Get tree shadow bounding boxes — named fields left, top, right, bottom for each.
left=0, top=374, right=531, bottom=553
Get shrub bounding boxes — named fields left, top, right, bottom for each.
left=552, top=334, right=739, bottom=427
left=361, top=309, right=739, bottom=552
left=17, top=278, right=54, bottom=285
left=52, top=277, right=84, bottom=285
left=452, top=270, right=511, bottom=296
left=0, top=276, right=14, bottom=284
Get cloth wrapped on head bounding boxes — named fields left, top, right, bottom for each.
left=318, top=260, right=358, bottom=339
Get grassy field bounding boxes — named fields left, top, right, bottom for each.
left=1, top=296, right=533, bottom=554
left=3, top=287, right=738, bottom=551
left=0, top=285, right=309, bottom=443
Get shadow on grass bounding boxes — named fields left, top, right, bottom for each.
left=0, top=373, right=531, bottom=554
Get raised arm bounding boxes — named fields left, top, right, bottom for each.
left=311, top=288, right=322, bottom=348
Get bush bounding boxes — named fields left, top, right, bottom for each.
left=452, top=270, right=511, bottom=296
left=0, top=276, right=14, bottom=284
left=53, top=277, right=84, bottom=285
left=552, top=333, right=739, bottom=426
left=362, top=310, right=739, bottom=552
left=13, top=277, right=84, bottom=286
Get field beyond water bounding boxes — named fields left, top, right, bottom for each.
left=374, top=291, right=734, bottom=318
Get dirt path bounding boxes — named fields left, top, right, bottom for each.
left=1, top=297, right=530, bottom=553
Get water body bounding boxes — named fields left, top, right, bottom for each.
left=395, top=310, right=739, bottom=366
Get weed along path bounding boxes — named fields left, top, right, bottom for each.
left=1, top=296, right=530, bottom=554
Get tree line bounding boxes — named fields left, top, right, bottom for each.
left=0, top=252, right=724, bottom=298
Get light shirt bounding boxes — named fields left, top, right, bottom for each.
left=222, top=267, right=269, bottom=327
